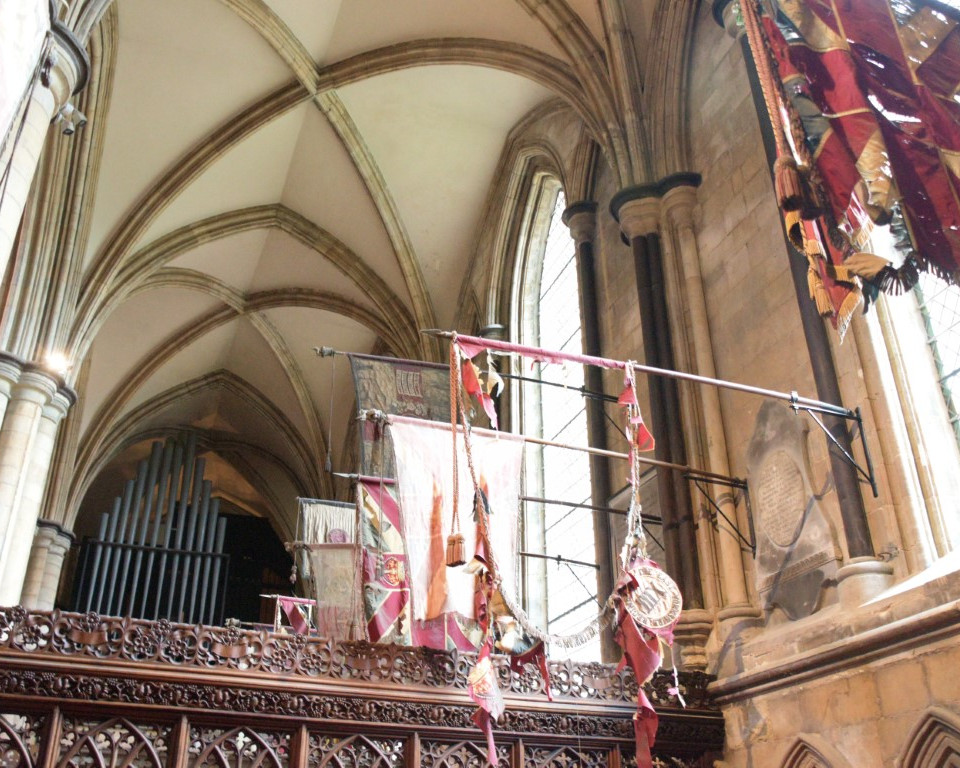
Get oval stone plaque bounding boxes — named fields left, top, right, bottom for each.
left=756, top=449, right=806, bottom=548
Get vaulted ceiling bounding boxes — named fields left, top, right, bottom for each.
left=65, top=0, right=664, bottom=539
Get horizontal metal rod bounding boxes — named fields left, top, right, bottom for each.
left=333, top=471, right=396, bottom=485
left=351, top=412, right=743, bottom=486
left=519, top=550, right=599, bottom=569
left=523, top=434, right=737, bottom=484
left=422, top=329, right=855, bottom=419
left=314, top=346, right=447, bottom=371
left=499, top=371, right=619, bottom=403
left=89, top=540, right=230, bottom=559
left=520, top=495, right=662, bottom=524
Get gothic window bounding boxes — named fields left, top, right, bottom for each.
left=899, top=707, right=960, bottom=767
left=914, top=273, right=960, bottom=448
left=516, top=180, right=600, bottom=661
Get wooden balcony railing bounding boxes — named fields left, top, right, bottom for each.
left=0, top=607, right=724, bottom=767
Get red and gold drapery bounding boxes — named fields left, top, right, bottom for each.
left=744, top=0, right=960, bottom=335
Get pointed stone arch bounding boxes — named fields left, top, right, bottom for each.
left=780, top=734, right=854, bottom=768
left=898, top=707, right=960, bottom=768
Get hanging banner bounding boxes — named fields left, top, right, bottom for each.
left=348, top=353, right=450, bottom=477
left=297, top=499, right=361, bottom=639
left=300, top=498, right=356, bottom=544
left=387, top=415, right=523, bottom=628
left=357, top=479, right=412, bottom=644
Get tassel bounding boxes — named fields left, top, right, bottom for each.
left=446, top=533, right=466, bottom=567
left=774, top=155, right=803, bottom=212
left=808, top=267, right=834, bottom=318
left=784, top=209, right=804, bottom=250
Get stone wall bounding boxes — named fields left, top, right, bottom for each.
left=712, top=563, right=960, bottom=766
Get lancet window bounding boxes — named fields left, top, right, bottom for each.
left=516, top=181, right=600, bottom=660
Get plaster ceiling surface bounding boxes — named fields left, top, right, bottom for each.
left=318, top=0, right=566, bottom=64
left=278, top=107, right=407, bottom=300
left=247, top=230, right=378, bottom=310
left=166, top=230, right=270, bottom=296
left=260, top=306, right=377, bottom=466
left=81, top=288, right=224, bottom=434
left=86, top=0, right=292, bottom=263
left=263, top=0, right=343, bottom=62
left=135, top=103, right=310, bottom=251
left=115, top=321, right=241, bottom=426
left=336, top=65, right=552, bottom=328
left=220, top=317, right=312, bottom=439
left=78, top=0, right=613, bottom=521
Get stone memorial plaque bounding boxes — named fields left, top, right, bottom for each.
left=755, top=450, right=806, bottom=548
left=748, top=402, right=841, bottom=621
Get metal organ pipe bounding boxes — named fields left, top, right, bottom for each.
left=139, top=440, right=176, bottom=617
left=185, top=480, right=212, bottom=623
left=124, top=441, right=164, bottom=615
left=81, top=434, right=229, bottom=625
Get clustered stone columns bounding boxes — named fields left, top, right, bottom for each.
left=20, top=520, right=73, bottom=609
left=562, top=201, right=618, bottom=662
left=0, top=357, right=75, bottom=606
left=660, top=183, right=757, bottom=624
left=713, top=0, right=893, bottom=606
left=0, top=19, right=88, bottom=278
left=610, top=186, right=704, bottom=613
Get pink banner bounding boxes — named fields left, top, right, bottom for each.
left=388, top=415, right=523, bottom=624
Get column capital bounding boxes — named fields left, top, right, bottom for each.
left=612, top=193, right=660, bottom=240
left=46, top=20, right=90, bottom=105
left=561, top=201, right=597, bottom=246
left=611, top=173, right=703, bottom=241
left=0, top=353, right=24, bottom=393
left=41, top=388, right=73, bottom=423
left=36, top=518, right=75, bottom=543
left=11, top=369, right=58, bottom=406
left=661, top=183, right=700, bottom=231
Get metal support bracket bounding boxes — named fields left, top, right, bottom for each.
left=788, top=392, right=879, bottom=498
left=686, top=472, right=756, bottom=557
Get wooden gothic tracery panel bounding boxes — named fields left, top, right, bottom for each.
left=57, top=717, right=168, bottom=768
left=0, top=712, right=44, bottom=768
left=308, top=734, right=404, bottom=768
left=188, top=726, right=290, bottom=768
left=524, top=745, right=608, bottom=768
left=420, top=740, right=511, bottom=768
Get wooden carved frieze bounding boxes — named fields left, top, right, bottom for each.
left=0, top=608, right=714, bottom=708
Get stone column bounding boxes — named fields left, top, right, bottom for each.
left=562, top=201, right=617, bottom=661
left=0, top=355, right=23, bottom=428
left=661, top=183, right=755, bottom=618
left=8, top=386, right=73, bottom=606
left=0, top=21, right=88, bottom=279
left=0, top=368, right=58, bottom=605
left=20, top=519, right=73, bottom=609
left=611, top=190, right=704, bottom=610
left=712, top=0, right=891, bottom=603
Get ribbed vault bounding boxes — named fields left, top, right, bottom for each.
left=34, top=0, right=672, bottom=549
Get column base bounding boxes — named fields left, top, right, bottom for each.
left=836, top=557, right=894, bottom=608
left=716, top=602, right=763, bottom=639
left=672, top=608, right=715, bottom=671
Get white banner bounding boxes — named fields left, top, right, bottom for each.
left=388, top=415, right=523, bottom=622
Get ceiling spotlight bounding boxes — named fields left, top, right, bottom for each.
left=54, top=101, right=87, bottom=136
